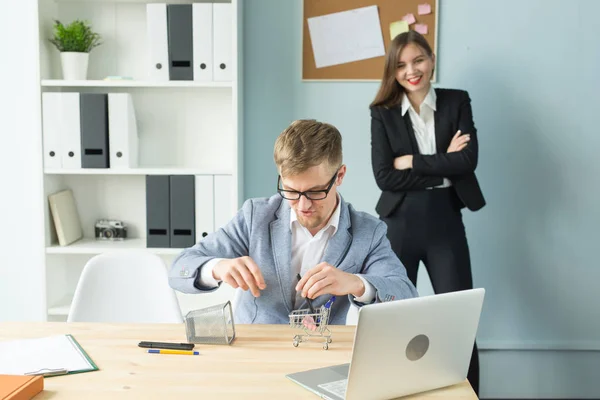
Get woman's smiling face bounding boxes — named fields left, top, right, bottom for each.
left=395, top=43, right=435, bottom=95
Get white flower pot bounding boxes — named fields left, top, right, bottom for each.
left=60, top=52, right=89, bottom=80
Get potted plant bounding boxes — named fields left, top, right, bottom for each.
left=49, top=19, right=102, bottom=80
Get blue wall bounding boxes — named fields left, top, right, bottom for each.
left=244, top=1, right=600, bottom=396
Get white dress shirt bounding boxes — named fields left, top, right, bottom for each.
left=401, top=86, right=451, bottom=188
left=289, top=195, right=375, bottom=307
left=199, top=196, right=376, bottom=307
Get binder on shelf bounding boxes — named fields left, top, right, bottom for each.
left=108, top=93, right=138, bottom=168
left=41, top=93, right=62, bottom=169
left=48, top=189, right=83, bottom=247
left=167, top=4, right=194, bottom=81
left=80, top=93, right=109, bottom=168
left=146, top=3, right=169, bottom=81
left=213, top=3, right=233, bottom=82
left=60, top=93, right=82, bottom=169
left=170, top=175, right=196, bottom=248
left=195, top=175, right=214, bottom=241
left=214, top=175, right=233, bottom=230
left=146, top=175, right=170, bottom=248
left=192, top=3, right=213, bottom=82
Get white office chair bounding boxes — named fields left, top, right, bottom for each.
left=68, top=251, right=183, bottom=323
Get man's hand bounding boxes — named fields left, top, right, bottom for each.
left=447, top=130, right=470, bottom=152
left=393, top=155, right=413, bottom=170
left=295, top=263, right=365, bottom=299
left=212, top=256, right=266, bottom=297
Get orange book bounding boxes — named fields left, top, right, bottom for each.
left=0, top=375, right=44, bottom=400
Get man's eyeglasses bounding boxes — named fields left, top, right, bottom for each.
left=277, top=170, right=339, bottom=201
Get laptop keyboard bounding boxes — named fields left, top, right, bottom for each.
left=318, top=379, right=348, bottom=398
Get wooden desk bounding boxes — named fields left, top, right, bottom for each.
left=0, top=323, right=477, bottom=399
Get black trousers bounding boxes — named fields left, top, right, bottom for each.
left=381, top=187, right=479, bottom=397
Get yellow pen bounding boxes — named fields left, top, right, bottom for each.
left=147, top=349, right=199, bottom=355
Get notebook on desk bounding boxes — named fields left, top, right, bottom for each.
left=0, top=334, right=98, bottom=377
left=0, top=374, right=44, bottom=400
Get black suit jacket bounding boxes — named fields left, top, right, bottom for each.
left=370, top=88, right=486, bottom=217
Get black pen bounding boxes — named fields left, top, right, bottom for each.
left=138, top=341, right=195, bottom=350
left=297, top=273, right=316, bottom=313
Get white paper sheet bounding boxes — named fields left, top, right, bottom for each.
left=0, top=335, right=94, bottom=375
left=307, top=6, right=385, bottom=69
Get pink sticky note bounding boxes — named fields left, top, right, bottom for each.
left=302, top=316, right=318, bottom=331
left=418, top=3, right=432, bottom=15
left=415, top=23, right=428, bottom=35
left=402, top=13, right=416, bottom=25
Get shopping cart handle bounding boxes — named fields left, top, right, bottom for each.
left=324, top=296, right=336, bottom=309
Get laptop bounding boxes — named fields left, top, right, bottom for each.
left=286, top=288, right=485, bottom=400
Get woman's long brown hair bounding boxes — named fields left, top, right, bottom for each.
left=370, top=31, right=435, bottom=109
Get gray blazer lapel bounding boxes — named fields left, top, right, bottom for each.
left=269, top=200, right=293, bottom=313
left=322, top=197, right=352, bottom=269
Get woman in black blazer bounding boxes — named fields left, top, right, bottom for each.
left=370, top=31, right=485, bottom=395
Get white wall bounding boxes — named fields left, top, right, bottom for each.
left=0, top=0, right=46, bottom=321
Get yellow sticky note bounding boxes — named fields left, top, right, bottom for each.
left=390, top=20, right=409, bottom=40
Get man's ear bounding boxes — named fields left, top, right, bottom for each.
left=336, top=164, right=347, bottom=185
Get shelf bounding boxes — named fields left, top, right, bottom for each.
left=48, top=304, right=70, bottom=316
left=50, top=0, right=200, bottom=3
left=46, top=238, right=184, bottom=255
left=47, top=296, right=72, bottom=316
left=41, top=79, right=233, bottom=88
left=44, top=168, right=232, bottom=176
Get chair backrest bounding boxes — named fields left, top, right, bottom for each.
left=67, top=251, right=183, bottom=323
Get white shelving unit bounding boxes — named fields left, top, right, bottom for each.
left=37, top=0, right=243, bottom=321
left=46, top=238, right=183, bottom=255
left=44, top=168, right=233, bottom=175
left=41, top=79, right=233, bottom=88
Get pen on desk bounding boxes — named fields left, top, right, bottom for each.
left=297, top=273, right=316, bottom=313
left=138, top=341, right=194, bottom=350
left=147, top=349, right=200, bottom=355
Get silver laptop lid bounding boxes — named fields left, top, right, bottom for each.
left=344, top=288, right=485, bottom=400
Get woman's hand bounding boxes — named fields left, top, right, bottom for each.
left=447, top=130, right=470, bottom=153
left=393, top=155, right=413, bottom=170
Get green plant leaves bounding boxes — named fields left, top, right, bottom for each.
left=49, top=19, right=102, bottom=53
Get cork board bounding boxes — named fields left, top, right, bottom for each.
left=302, top=0, right=439, bottom=81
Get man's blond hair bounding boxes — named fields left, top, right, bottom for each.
left=273, top=119, right=343, bottom=177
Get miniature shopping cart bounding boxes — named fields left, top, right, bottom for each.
left=288, top=296, right=336, bottom=350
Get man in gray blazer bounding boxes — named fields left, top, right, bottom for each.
left=169, top=120, right=417, bottom=324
